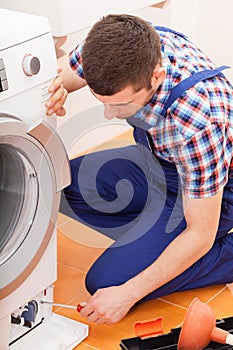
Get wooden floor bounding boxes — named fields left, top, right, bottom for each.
left=54, top=131, right=233, bottom=349
left=54, top=220, right=233, bottom=350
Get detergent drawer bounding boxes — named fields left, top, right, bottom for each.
left=120, top=316, right=233, bottom=350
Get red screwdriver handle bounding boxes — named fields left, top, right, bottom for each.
left=77, top=304, right=83, bottom=312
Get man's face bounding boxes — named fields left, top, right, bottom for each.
left=90, top=85, right=155, bottom=120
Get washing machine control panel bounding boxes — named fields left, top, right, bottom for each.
left=0, top=58, right=9, bottom=92
left=0, top=31, right=58, bottom=124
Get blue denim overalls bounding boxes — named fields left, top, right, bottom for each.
left=63, top=27, right=233, bottom=300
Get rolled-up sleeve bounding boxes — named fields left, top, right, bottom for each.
left=69, top=42, right=85, bottom=79
left=177, top=123, right=232, bottom=198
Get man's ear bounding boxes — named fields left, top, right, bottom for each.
left=151, top=66, right=166, bottom=89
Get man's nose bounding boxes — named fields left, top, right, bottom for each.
left=104, top=104, right=118, bottom=120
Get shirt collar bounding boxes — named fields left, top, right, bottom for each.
left=128, top=53, right=173, bottom=127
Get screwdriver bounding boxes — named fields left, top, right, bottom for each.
left=41, top=300, right=84, bottom=312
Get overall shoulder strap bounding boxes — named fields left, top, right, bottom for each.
left=162, top=65, right=230, bottom=115
left=130, top=65, right=230, bottom=151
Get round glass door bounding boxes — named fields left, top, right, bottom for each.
left=0, top=144, right=38, bottom=265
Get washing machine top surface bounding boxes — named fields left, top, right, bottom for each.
left=0, top=9, right=51, bottom=51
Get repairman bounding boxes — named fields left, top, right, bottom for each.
left=45, top=14, right=233, bottom=325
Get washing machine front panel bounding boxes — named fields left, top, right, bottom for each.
left=0, top=116, right=69, bottom=300
left=0, top=11, right=83, bottom=349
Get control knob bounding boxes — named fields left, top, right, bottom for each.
left=22, top=54, right=41, bottom=76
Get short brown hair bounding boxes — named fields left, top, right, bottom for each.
left=82, top=14, right=162, bottom=95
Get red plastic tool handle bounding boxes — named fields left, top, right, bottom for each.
left=77, top=304, right=83, bottom=312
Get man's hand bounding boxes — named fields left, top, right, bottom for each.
left=45, top=54, right=87, bottom=116
left=80, top=285, right=136, bottom=324
left=45, top=67, right=68, bottom=117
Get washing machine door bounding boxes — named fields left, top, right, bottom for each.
left=0, top=115, right=70, bottom=299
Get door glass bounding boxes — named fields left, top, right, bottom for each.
left=0, top=144, right=38, bottom=264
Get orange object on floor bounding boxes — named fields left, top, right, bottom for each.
left=134, top=317, right=163, bottom=338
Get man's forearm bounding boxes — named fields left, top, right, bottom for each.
left=58, top=54, right=87, bottom=93
left=124, top=191, right=223, bottom=303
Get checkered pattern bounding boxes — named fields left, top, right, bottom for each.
left=69, top=27, right=233, bottom=198
left=69, top=43, right=85, bottom=79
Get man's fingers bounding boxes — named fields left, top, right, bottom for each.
left=86, top=312, right=99, bottom=323
left=46, top=87, right=68, bottom=115
left=45, top=70, right=68, bottom=116
left=55, top=106, right=67, bottom=117
left=48, top=76, right=64, bottom=93
left=51, top=88, right=68, bottom=114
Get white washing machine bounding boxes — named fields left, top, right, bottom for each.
left=0, top=9, right=88, bottom=350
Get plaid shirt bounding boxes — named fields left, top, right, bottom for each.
left=69, top=27, right=233, bottom=199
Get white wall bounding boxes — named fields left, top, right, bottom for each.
left=134, top=0, right=233, bottom=81
left=0, top=0, right=166, bottom=36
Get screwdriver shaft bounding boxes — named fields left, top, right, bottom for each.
left=41, top=300, right=82, bottom=311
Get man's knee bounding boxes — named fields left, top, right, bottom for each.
left=85, top=257, right=119, bottom=295
left=85, top=266, right=101, bottom=295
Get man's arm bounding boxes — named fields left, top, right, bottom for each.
left=80, top=190, right=223, bottom=324
left=46, top=53, right=87, bottom=116
left=125, top=190, right=223, bottom=300
left=58, top=53, right=87, bottom=93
